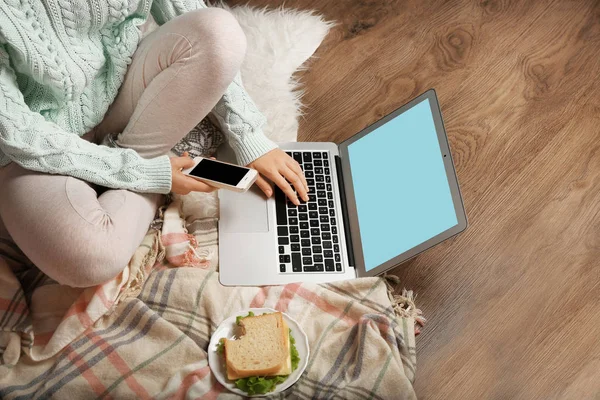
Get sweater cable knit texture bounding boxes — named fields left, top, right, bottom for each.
left=0, top=0, right=276, bottom=194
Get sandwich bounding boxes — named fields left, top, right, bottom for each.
left=217, top=311, right=300, bottom=395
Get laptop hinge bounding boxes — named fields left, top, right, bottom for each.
left=335, top=155, right=356, bottom=267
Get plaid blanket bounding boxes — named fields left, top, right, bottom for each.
left=0, top=190, right=422, bottom=399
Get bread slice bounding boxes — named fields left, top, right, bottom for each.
left=224, top=312, right=290, bottom=380
left=271, top=319, right=291, bottom=376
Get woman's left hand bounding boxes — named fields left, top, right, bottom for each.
left=248, top=149, right=309, bottom=206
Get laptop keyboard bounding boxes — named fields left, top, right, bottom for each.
left=275, top=151, right=343, bottom=273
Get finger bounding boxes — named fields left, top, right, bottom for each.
left=271, top=172, right=299, bottom=206
left=287, top=159, right=309, bottom=193
left=178, top=152, right=192, bottom=169
left=185, top=177, right=217, bottom=193
left=254, top=175, right=273, bottom=198
left=282, top=166, right=308, bottom=202
left=172, top=156, right=194, bottom=170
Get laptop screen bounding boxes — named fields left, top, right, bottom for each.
left=347, top=98, right=459, bottom=272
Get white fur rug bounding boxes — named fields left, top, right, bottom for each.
left=229, top=5, right=333, bottom=142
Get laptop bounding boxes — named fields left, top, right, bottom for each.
left=217, top=89, right=467, bottom=286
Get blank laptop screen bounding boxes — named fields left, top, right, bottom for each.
left=347, top=98, right=458, bottom=272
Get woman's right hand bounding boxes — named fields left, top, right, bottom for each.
left=170, top=152, right=217, bottom=195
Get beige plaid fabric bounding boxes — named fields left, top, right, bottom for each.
left=0, top=192, right=421, bottom=399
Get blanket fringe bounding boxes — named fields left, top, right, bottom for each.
left=174, top=199, right=213, bottom=268
left=187, top=241, right=214, bottom=263
left=384, top=274, right=426, bottom=335
left=103, top=231, right=164, bottom=319
left=149, top=199, right=170, bottom=232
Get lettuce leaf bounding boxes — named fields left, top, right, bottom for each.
left=236, top=311, right=255, bottom=325
left=232, top=330, right=300, bottom=395
left=235, top=375, right=287, bottom=396
left=216, top=338, right=225, bottom=354
left=289, top=329, right=300, bottom=371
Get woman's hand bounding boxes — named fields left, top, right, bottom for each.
left=170, top=152, right=217, bottom=195
left=249, top=149, right=309, bottom=206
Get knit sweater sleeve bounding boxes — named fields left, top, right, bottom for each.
left=0, top=49, right=172, bottom=194
left=151, top=0, right=278, bottom=166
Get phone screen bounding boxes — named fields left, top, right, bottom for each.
left=189, top=159, right=248, bottom=186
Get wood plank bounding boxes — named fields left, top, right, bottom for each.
left=228, top=0, right=600, bottom=397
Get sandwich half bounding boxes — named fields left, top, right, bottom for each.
left=224, top=312, right=291, bottom=380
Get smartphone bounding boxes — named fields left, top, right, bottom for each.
left=182, top=157, right=258, bottom=192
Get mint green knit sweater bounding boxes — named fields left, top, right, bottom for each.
left=0, top=0, right=276, bottom=194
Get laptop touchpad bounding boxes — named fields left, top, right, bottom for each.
left=220, top=185, right=269, bottom=233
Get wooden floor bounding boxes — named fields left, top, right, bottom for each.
left=229, top=1, right=600, bottom=398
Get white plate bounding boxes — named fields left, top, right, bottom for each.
left=208, top=308, right=310, bottom=397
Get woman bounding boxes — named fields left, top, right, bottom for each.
left=0, top=0, right=309, bottom=287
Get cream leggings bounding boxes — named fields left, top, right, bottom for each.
left=0, top=9, right=246, bottom=287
